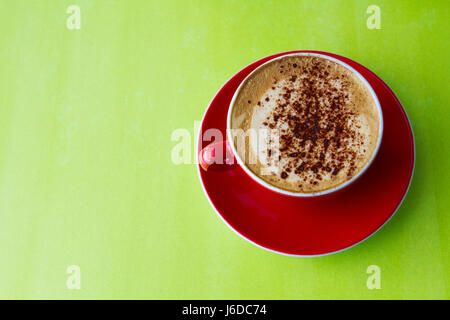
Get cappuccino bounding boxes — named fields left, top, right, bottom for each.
left=229, top=54, right=381, bottom=193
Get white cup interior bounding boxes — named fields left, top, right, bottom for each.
left=226, top=52, right=384, bottom=197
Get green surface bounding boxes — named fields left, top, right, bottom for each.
left=0, top=0, right=448, bottom=299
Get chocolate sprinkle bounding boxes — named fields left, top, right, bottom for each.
left=260, top=57, right=362, bottom=186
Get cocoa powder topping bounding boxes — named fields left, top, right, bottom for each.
left=260, top=57, right=363, bottom=185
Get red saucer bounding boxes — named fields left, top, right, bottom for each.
left=197, top=51, right=414, bottom=256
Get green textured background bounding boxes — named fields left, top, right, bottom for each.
left=0, top=0, right=448, bottom=299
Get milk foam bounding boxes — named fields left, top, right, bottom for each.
left=230, top=54, right=380, bottom=193
left=250, top=79, right=372, bottom=184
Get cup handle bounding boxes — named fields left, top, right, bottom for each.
left=199, top=140, right=235, bottom=171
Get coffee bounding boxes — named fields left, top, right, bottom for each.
left=229, top=54, right=381, bottom=193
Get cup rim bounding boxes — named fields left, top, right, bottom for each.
left=226, top=52, right=384, bottom=197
